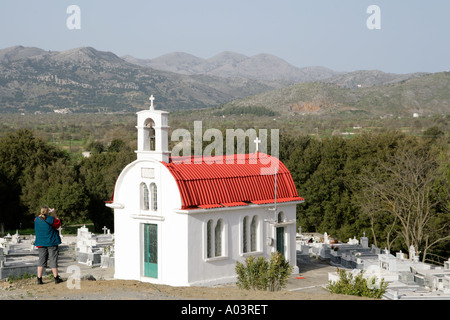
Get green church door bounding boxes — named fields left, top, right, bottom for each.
left=143, top=224, right=158, bottom=278
left=276, top=226, right=285, bottom=256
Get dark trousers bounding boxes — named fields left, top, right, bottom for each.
left=37, top=246, right=59, bottom=268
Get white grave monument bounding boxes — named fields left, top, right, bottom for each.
left=76, top=225, right=114, bottom=267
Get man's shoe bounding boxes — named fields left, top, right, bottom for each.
left=54, top=275, right=63, bottom=284
left=37, top=277, right=43, bottom=285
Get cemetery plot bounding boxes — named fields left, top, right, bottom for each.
left=76, top=225, right=114, bottom=268
left=295, top=229, right=450, bottom=299
left=0, top=231, right=39, bottom=279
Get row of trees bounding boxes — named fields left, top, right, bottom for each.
left=0, top=129, right=135, bottom=232
left=0, top=127, right=448, bottom=264
left=281, top=131, right=449, bottom=264
left=213, top=105, right=279, bottom=117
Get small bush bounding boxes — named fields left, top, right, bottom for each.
left=236, top=252, right=293, bottom=292
left=235, top=256, right=268, bottom=290
left=327, top=269, right=388, bottom=299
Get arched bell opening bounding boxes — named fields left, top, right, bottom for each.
left=143, top=118, right=156, bottom=151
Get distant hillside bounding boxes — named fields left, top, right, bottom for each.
left=0, top=46, right=280, bottom=113
left=122, top=51, right=341, bottom=84
left=122, top=52, right=206, bottom=75
left=322, top=70, right=429, bottom=88
left=1, top=45, right=446, bottom=116
left=221, top=72, right=450, bottom=117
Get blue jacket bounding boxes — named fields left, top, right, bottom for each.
left=34, top=215, right=62, bottom=247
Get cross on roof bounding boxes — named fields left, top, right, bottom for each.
left=102, top=226, right=108, bottom=234
left=254, top=137, right=261, bottom=153
left=149, top=95, right=155, bottom=110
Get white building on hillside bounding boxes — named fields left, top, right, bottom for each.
left=106, top=97, right=304, bottom=286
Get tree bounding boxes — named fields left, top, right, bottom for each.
left=288, top=136, right=354, bottom=238
left=423, top=126, right=444, bottom=140
left=19, top=158, right=90, bottom=224
left=285, top=137, right=322, bottom=232
left=346, top=131, right=405, bottom=248
left=0, top=169, right=24, bottom=231
left=284, top=130, right=448, bottom=262
left=21, top=159, right=88, bottom=221
left=87, top=140, right=105, bottom=154
left=0, top=129, right=68, bottom=228
left=78, top=148, right=135, bottom=232
left=40, top=181, right=89, bottom=224
left=356, top=143, right=449, bottom=261
left=107, top=138, right=127, bottom=152
left=0, top=129, right=68, bottom=185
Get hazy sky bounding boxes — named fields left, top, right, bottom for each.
left=0, top=0, right=449, bottom=74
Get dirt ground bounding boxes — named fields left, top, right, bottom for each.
left=0, top=263, right=370, bottom=301
left=0, top=239, right=371, bottom=301
left=0, top=276, right=369, bottom=301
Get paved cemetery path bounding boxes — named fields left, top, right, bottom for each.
left=0, top=237, right=371, bottom=300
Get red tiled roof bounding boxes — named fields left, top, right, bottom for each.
left=162, top=153, right=304, bottom=210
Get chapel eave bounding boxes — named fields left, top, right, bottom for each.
left=105, top=202, right=125, bottom=209
left=174, top=199, right=305, bottom=214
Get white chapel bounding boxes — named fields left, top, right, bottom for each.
left=106, top=97, right=304, bottom=286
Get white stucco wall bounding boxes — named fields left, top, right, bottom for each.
left=184, top=202, right=298, bottom=286
left=111, top=159, right=189, bottom=285
left=110, top=159, right=300, bottom=287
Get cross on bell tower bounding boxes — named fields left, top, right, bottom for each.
left=149, top=95, right=155, bottom=110
left=253, top=136, right=261, bottom=153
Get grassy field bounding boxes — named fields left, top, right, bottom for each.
left=0, top=111, right=448, bottom=158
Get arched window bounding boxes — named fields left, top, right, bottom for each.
left=150, top=183, right=157, bottom=211
left=140, top=183, right=149, bottom=210
left=243, top=216, right=249, bottom=253
left=215, top=219, right=224, bottom=257
left=206, top=219, right=226, bottom=259
left=207, top=220, right=213, bottom=258
left=277, top=211, right=284, bottom=223
left=250, top=216, right=258, bottom=252
left=242, top=215, right=259, bottom=254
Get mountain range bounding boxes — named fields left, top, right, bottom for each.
left=122, top=51, right=341, bottom=84
left=0, top=45, right=448, bottom=116
left=0, top=46, right=280, bottom=113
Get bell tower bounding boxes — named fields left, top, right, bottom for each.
left=136, top=95, right=170, bottom=163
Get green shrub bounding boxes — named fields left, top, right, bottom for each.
left=327, top=269, right=388, bottom=299
left=235, top=256, right=268, bottom=290
left=235, top=252, right=293, bottom=292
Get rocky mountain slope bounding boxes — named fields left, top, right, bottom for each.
left=122, top=51, right=341, bottom=84
left=0, top=46, right=280, bottom=113
left=1, top=45, right=446, bottom=116
left=221, top=72, right=450, bottom=117
left=321, top=70, right=429, bottom=88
